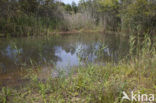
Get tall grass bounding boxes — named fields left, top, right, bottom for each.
left=0, top=16, right=61, bottom=37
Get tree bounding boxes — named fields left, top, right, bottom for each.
left=120, top=0, right=156, bottom=34
left=19, top=0, right=39, bottom=15
left=72, top=1, right=78, bottom=14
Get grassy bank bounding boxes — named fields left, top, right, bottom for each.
left=0, top=55, right=156, bottom=103
left=0, top=37, right=156, bottom=103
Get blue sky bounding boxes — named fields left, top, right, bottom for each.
left=60, top=0, right=79, bottom=5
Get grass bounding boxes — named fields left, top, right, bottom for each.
left=0, top=54, right=156, bottom=103
left=0, top=35, right=156, bottom=103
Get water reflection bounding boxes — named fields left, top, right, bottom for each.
left=0, top=33, right=129, bottom=74
left=55, top=46, right=79, bottom=69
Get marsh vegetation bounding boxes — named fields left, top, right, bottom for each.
left=0, top=0, right=156, bottom=103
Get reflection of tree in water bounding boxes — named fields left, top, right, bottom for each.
left=76, top=33, right=129, bottom=63
left=97, top=33, right=121, bottom=63
left=61, top=44, right=76, bottom=55
left=0, top=37, right=60, bottom=73
left=0, top=52, right=16, bottom=73
left=53, top=33, right=129, bottom=64
left=0, top=33, right=129, bottom=73
left=0, top=41, right=21, bottom=73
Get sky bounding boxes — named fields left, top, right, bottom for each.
left=60, top=0, right=79, bottom=5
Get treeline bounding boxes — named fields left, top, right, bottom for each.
left=78, top=0, right=156, bottom=35
left=0, top=0, right=65, bottom=37
left=0, top=0, right=155, bottom=37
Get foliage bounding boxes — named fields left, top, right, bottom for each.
left=1, top=53, right=156, bottom=102
left=64, top=4, right=72, bottom=12
left=0, top=0, right=155, bottom=36
left=78, top=0, right=156, bottom=34
left=120, top=0, right=156, bottom=34
left=0, top=0, right=63, bottom=37
left=72, top=1, right=78, bottom=14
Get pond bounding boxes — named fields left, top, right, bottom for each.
left=0, top=33, right=129, bottom=87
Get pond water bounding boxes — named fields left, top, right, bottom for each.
left=0, top=33, right=129, bottom=86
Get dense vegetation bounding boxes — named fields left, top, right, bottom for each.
left=0, top=0, right=156, bottom=103
left=79, top=0, right=156, bottom=34
left=0, top=0, right=65, bottom=37
left=0, top=0, right=155, bottom=37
